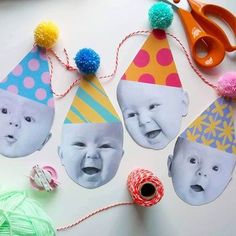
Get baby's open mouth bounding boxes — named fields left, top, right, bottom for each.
left=191, top=184, right=204, bottom=192
left=82, top=167, right=101, bottom=175
left=5, top=135, right=17, bottom=144
left=145, top=129, right=161, bottom=139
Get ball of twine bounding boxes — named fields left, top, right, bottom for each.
left=127, top=169, right=164, bottom=207
left=0, top=191, right=55, bottom=236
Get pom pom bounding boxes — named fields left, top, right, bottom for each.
left=74, top=48, right=100, bottom=74
left=148, top=2, right=174, bottom=30
left=34, top=21, right=59, bottom=49
left=0, top=191, right=55, bottom=235
left=217, top=72, right=236, bottom=98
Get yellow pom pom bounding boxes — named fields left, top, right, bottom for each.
left=34, top=21, right=59, bottom=49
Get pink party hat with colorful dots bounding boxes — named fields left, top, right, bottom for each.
left=121, top=29, right=182, bottom=88
left=0, top=46, right=54, bottom=108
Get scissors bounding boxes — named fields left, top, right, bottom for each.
left=162, top=0, right=236, bottom=68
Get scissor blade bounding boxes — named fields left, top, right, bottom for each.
left=159, top=0, right=179, bottom=10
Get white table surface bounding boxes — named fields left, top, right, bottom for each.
left=0, top=0, right=235, bottom=235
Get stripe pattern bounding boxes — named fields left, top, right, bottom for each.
left=65, top=75, right=120, bottom=124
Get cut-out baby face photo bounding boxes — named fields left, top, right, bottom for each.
left=0, top=46, right=55, bottom=158
left=117, top=80, right=188, bottom=149
left=59, top=123, right=123, bottom=189
left=117, top=30, right=189, bottom=149
left=0, top=90, right=54, bottom=158
left=168, top=98, right=236, bottom=206
left=58, top=76, right=124, bottom=189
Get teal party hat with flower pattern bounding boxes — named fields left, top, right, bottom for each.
left=180, top=97, right=236, bottom=154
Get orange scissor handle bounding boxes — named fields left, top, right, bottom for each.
left=188, top=0, right=236, bottom=52
left=178, top=7, right=225, bottom=68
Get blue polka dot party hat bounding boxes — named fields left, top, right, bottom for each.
left=0, top=46, right=54, bottom=108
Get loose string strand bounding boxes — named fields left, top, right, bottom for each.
left=47, top=54, right=81, bottom=98
left=98, top=30, right=150, bottom=80
left=56, top=202, right=134, bottom=232
left=48, top=48, right=77, bottom=71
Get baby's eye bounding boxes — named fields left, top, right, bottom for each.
left=24, top=116, right=35, bottom=123
left=1, top=108, right=8, bottom=114
left=189, top=157, right=197, bottom=164
left=73, top=142, right=86, bottom=147
left=128, top=112, right=137, bottom=118
left=149, top=104, right=159, bottom=110
left=99, top=144, right=112, bottom=149
left=212, top=165, right=219, bottom=172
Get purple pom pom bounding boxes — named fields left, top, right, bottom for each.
left=217, top=72, right=236, bottom=98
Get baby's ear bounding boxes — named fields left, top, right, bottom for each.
left=181, top=91, right=189, bottom=117
left=37, top=133, right=52, bottom=151
left=122, top=150, right=124, bottom=158
left=167, top=155, right=173, bottom=177
left=57, top=146, right=64, bottom=163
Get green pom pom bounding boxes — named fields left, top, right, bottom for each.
left=148, top=2, right=174, bottom=30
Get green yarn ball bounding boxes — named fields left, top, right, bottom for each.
left=148, top=2, right=174, bottom=30
left=0, top=191, right=55, bottom=236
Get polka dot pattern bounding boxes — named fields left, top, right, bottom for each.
left=138, top=74, right=155, bottom=84
left=0, top=46, right=54, bottom=107
left=41, top=72, right=50, bottom=84
left=28, top=59, right=40, bottom=71
left=24, top=77, right=35, bottom=89
left=7, top=85, right=18, bottom=94
left=122, top=30, right=182, bottom=88
left=35, top=88, right=47, bottom=100
left=156, top=48, right=173, bottom=66
left=12, top=65, right=23, bottom=76
left=121, top=74, right=126, bottom=80
left=166, top=73, right=182, bottom=87
left=133, top=50, right=150, bottom=68
left=47, top=98, right=55, bottom=108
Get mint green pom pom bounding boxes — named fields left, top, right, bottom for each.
left=148, top=2, right=174, bottom=30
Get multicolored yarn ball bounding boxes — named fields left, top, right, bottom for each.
left=34, top=21, right=59, bottom=49
left=217, top=72, right=236, bottom=98
left=0, top=191, right=55, bottom=236
left=127, top=169, right=164, bottom=207
left=74, top=48, right=100, bottom=74
left=148, top=2, right=174, bottom=30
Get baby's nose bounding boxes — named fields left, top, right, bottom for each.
left=196, top=170, right=207, bottom=178
left=86, top=151, right=99, bottom=159
left=9, top=119, right=21, bottom=128
left=138, top=112, right=152, bottom=126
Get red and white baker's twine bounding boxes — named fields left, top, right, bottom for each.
left=57, top=202, right=134, bottom=231
left=47, top=30, right=215, bottom=98
left=57, top=169, right=164, bottom=231
left=127, top=169, right=164, bottom=207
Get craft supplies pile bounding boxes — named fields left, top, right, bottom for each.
left=0, top=0, right=235, bottom=235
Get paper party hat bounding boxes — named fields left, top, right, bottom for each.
left=0, top=46, right=54, bottom=107
left=121, top=29, right=182, bottom=88
left=64, top=75, right=120, bottom=124
left=180, top=97, right=236, bottom=154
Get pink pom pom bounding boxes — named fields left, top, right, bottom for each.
left=217, top=72, right=236, bottom=98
